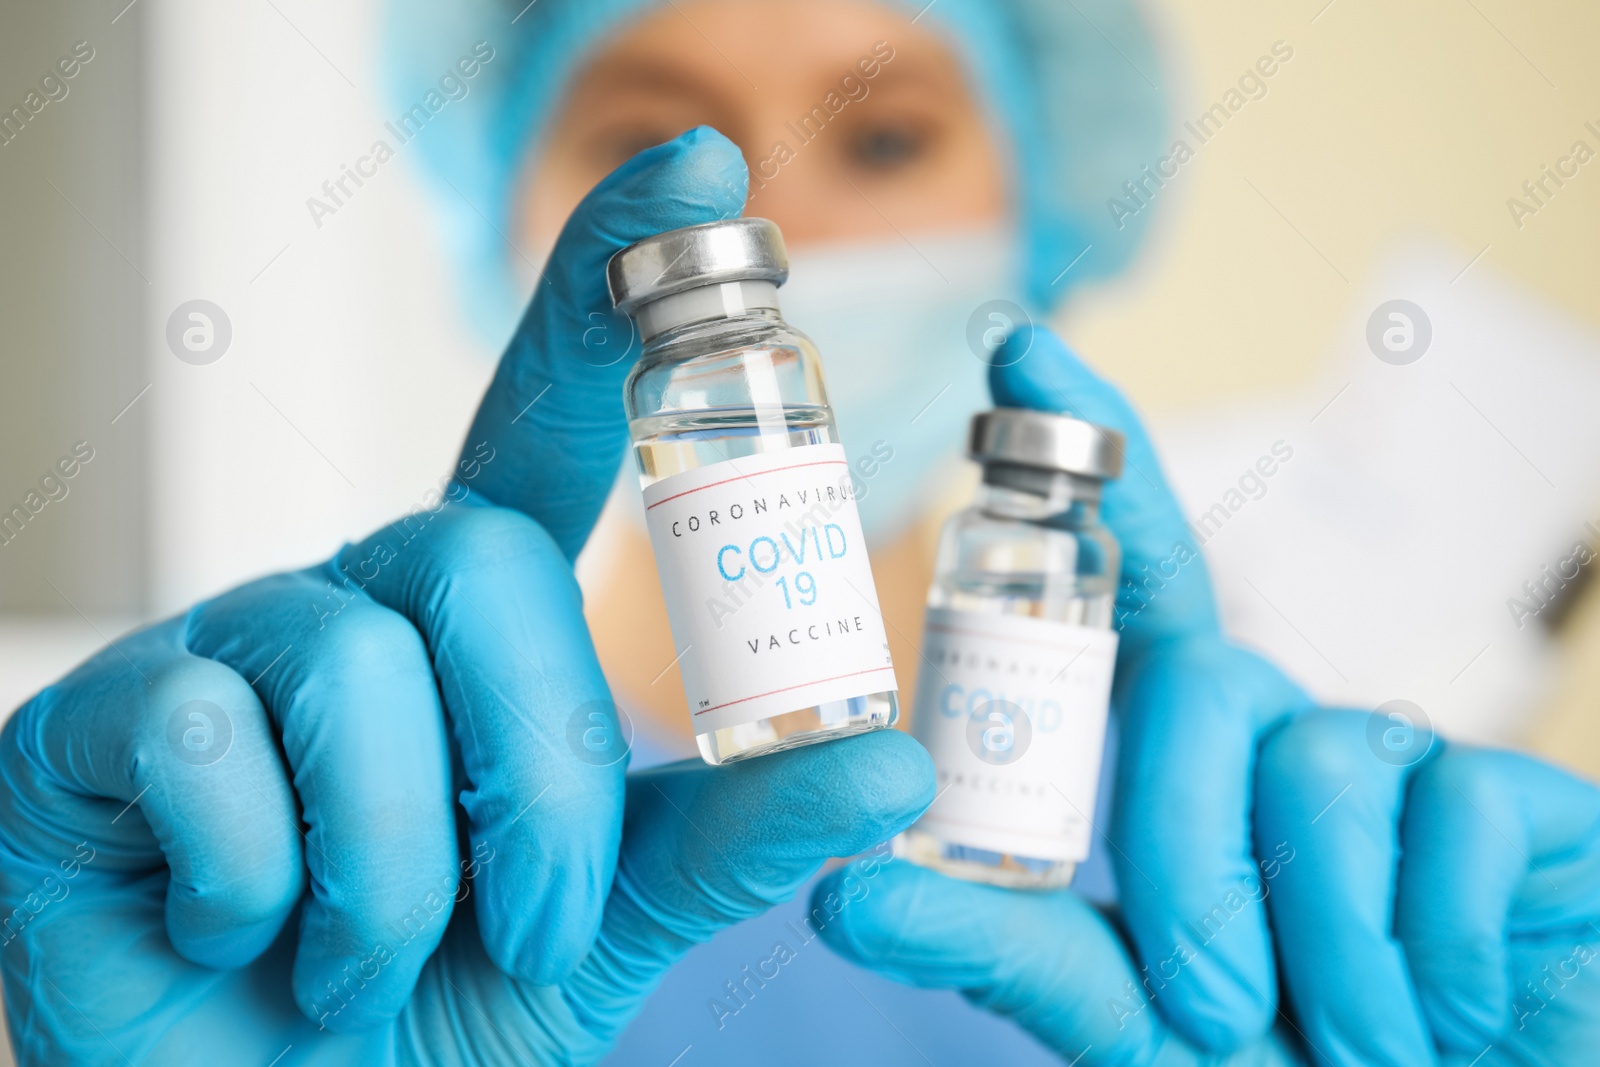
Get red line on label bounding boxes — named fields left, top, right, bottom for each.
left=693, top=666, right=896, bottom=715
left=645, top=459, right=849, bottom=511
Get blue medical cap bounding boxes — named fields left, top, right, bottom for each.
left=381, top=0, right=1168, bottom=334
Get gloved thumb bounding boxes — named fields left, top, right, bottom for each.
left=556, top=730, right=935, bottom=1046
left=814, top=861, right=1179, bottom=1064
left=459, top=125, right=749, bottom=559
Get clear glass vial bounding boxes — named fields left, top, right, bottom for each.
left=608, top=218, right=898, bottom=765
left=896, top=408, right=1123, bottom=888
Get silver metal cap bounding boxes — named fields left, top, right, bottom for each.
left=969, top=408, right=1124, bottom=480
left=607, top=218, right=789, bottom=316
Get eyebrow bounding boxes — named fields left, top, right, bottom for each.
left=855, top=56, right=966, bottom=94
left=580, top=44, right=966, bottom=102
left=578, top=57, right=731, bottom=102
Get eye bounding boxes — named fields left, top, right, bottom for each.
left=848, top=122, right=927, bottom=171
left=589, top=123, right=689, bottom=169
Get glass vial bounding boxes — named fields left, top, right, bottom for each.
left=607, top=218, right=898, bottom=765
left=895, top=408, right=1123, bottom=887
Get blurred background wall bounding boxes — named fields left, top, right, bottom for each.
left=1062, top=0, right=1600, bottom=775
left=1, top=0, right=1597, bottom=771
left=0, top=3, right=146, bottom=614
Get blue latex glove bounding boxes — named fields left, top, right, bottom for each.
left=816, top=709, right=1600, bottom=1064
left=971, top=325, right=1316, bottom=1049
left=1020, top=308, right=1600, bottom=1061
left=1252, top=710, right=1600, bottom=1065
left=0, top=126, right=934, bottom=1065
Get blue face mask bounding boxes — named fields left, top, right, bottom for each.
left=777, top=228, right=1026, bottom=543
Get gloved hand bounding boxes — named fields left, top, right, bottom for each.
left=816, top=708, right=1600, bottom=1065
left=0, top=126, right=934, bottom=1065
left=1252, top=710, right=1600, bottom=1065
left=880, top=327, right=1600, bottom=1059
left=964, top=324, right=1316, bottom=1049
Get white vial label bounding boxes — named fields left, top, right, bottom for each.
left=911, top=607, right=1118, bottom=862
left=642, top=443, right=897, bottom=735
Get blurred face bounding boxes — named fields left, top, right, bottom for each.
left=519, top=0, right=1010, bottom=252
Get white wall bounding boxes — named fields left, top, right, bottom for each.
left=146, top=0, right=492, bottom=613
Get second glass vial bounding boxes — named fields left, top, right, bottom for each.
left=607, top=218, right=898, bottom=766
left=896, top=408, right=1123, bottom=888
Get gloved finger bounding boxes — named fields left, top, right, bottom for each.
left=991, top=325, right=1302, bottom=1050
left=814, top=862, right=1306, bottom=1065
left=817, top=861, right=1157, bottom=1061
left=186, top=571, right=457, bottom=1032
left=342, top=502, right=622, bottom=985
left=1396, top=747, right=1600, bottom=1053
left=988, top=324, right=1220, bottom=655
left=0, top=618, right=302, bottom=970
left=558, top=729, right=935, bottom=1046
left=1254, top=709, right=1436, bottom=1066
left=1111, top=638, right=1312, bottom=1049
left=460, top=124, right=750, bottom=559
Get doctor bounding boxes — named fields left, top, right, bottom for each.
left=0, top=1, right=1595, bottom=1063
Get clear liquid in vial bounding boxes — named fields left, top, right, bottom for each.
left=630, top=405, right=898, bottom=765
